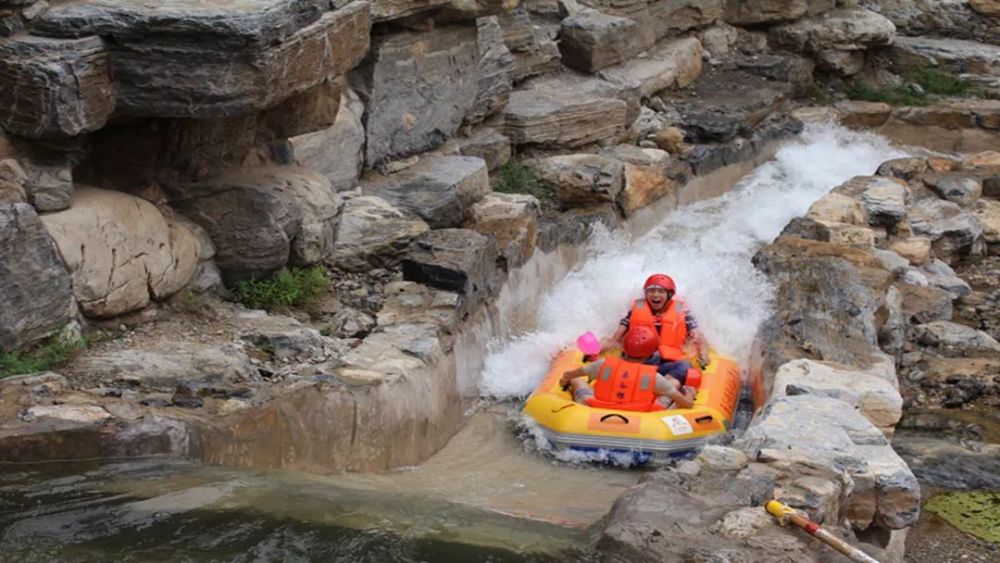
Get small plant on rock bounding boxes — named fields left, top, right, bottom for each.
left=231, top=265, right=329, bottom=311
left=0, top=337, right=88, bottom=379
left=495, top=160, right=554, bottom=204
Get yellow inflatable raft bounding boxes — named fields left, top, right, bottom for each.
left=521, top=349, right=742, bottom=462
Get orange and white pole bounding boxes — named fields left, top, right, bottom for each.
left=766, top=500, right=881, bottom=563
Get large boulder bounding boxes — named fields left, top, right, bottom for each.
left=770, top=8, right=896, bottom=53
left=40, top=187, right=199, bottom=318
left=329, top=195, right=430, bottom=272
left=402, top=228, right=498, bottom=315
left=286, top=88, right=366, bottom=192
left=34, top=0, right=372, bottom=118
left=770, top=359, right=902, bottom=433
left=0, top=35, right=114, bottom=138
left=533, top=154, right=624, bottom=208
left=558, top=10, right=650, bottom=73
left=362, top=155, right=489, bottom=229
left=467, top=16, right=515, bottom=125
left=724, top=0, right=810, bottom=25
left=498, top=7, right=561, bottom=81
left=970, top=0, right=1000, bottom=17
left=898, top=282, right=954, bottom=324
left=454, top=128, right=511, bottom=171
left=166, top=167, right=343, bottom=284
left=597, top=36, right=704, bottom=99
left=353, top=23, right=479, bottom=166
left=922, top=173, right=982, bottom=208
left=377, top=280, right=461, bottom=331
left=0, top=159, right=26, bottom=204
left=503, top=89, right=627, bottom=148
left=468, top=192, right=540, bottom=268
left=833, top=176, right=909, bottom=229
left=739, top=395, right=920, bottom=531
left=372, top=0, right=450, bottom=22
left=889, top=36, right=1000, bottom=96
left=649, top=0, right=724, bottom=37
left=971, top=198, right=1000, bottom=249
left=0, top=203, right=75, bottom=351
left=600, top=145, right=679, bottom=216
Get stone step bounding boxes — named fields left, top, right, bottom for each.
left=503, top=89, right=628, bottom=148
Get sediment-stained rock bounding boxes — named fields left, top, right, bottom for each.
left=0, top=35, right=114, bottom=138
left=833, top=176, right=909, bottom=229
left=40, top=187, right=199, bottom=318
left=907, top=197, right=984, bottom=263
left=0, top=203, right=75, bottom=351
left=362, top=156, right=489, bottom=229
left=535, top=154, right=625, bottom=208
left=330, top=195, right=430, bottom=272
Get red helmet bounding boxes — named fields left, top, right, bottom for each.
left=623, top=326, right=660, bottom=358
left=643, top=273, right=675, bottom=293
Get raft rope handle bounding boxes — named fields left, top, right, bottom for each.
left=599, top=413, right=630, bottom=424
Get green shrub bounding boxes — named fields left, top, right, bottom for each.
left=495, top=160, right=554, bottom=204
left=846, top=81, right=928, bottom=106
left=231, top=265, right=329, bottom=310
left=845, top=65, right=982, bottom=107
left=905, top=66, right=982, bottom=97
left=0, top=338, right=87, bottom=379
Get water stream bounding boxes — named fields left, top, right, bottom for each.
left=0, top=124, right=909, bottom=561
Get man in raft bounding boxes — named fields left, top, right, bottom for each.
left=560, top=325, right=695, bottom=410
left=603, top=273, right=710, bottom=386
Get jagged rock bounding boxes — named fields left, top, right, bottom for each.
left=558, top=10, right=649, bottom=73
left=735, top=52, right=816, bottom=96
left=238, top=312, right=340, bottom=361
left=888, top=236, right=931, bottom=265
left=971, top=198, right=1000, bottom=248
left=363, top=155, right=489, bottom=229
left=23, top=404, right=112, bottom=425
left=697, top=22, right=739, bottom=59
left=0, top=158, right=26, bottom=204
left=664, top=70, right=791, bottom=143
left=890, top=100, right=1000, bottom=130
left=752, top=239, right=882, bottom=392
left=914, top=321, right=1000, bottom=357
left=527, top=69, right=643, bottom=124
left=871, top=0, right=999, bottom=45
left=373, top=0, right=450, bottom=22
left=468, top=16, right=515, bottom=124
left=696, top=445, right=749, bottom=470
left=740, top=395, right=920, bottom=530
left=36, top=0, right=371, bottom=119
left=769, top=9, right=896, bottom=53
left=600, top=145, right=679, bottom=216
left=327, top=305, right=377, bottom=338
left=330, top=195, right=430, bottom=272
left=649, top=0, right=724, bottom=37
left=878, top=284, right=906, bottom=362
left=815, top=221, right=875, bottom=249
left=889, top=36, right=1000, bottom=95
left=20, top=157, right=72, bottom=212
left=468, top=192, right=540, bottom=268
left=908, top=198, right=984, bottom=263
left=498, top=7, right=561, bottom=81
left=0, top=35, right=113, bottom=138
left=337, top=322, right=441, bottom=385
left=833, top=176, right=909, bottom=229
left=923, top=173, right=982, bottom=208
left=874, top=249, right=910, bottom=275
left=816, top=48, right=864, bottom=76
left=503, top=89, right=627, bottom=148
left=653, top=127, right=686, bottom=154
left=807, top=192, right=868, bottom=225
left=771, top=359, right=902, bottom=432
left=0, top=203, right=75, bottom=351
left=167, top=167, right=342, bottom=284
left=575, top=0, right=646, bottom=18
left=355, top=23, right=479, bottom=166
left=73, top=342, right=258, bottom=392
left=970, top=0, right=1000, bottom=17
left=923, top=259, right=971, bottom=300
left=40, top=187, right=198, bottom=318
left=898, top=282, right=953, bottom=324
left=724, top=0, right=810, bottom=25
left=598, top=36, right=704, bottom=99
left=286, top=88, right=366, bottom=192
left=377, top=280, right=461, bottom=330
left=455, top=128, right=511, bottom=171
left=835, top=101, right=892, bottom=128
left=710, top=507, right=776, bottom=540
left=534, top=154, right=624, bottom=208
left=402, top=228, right=497, bottom=313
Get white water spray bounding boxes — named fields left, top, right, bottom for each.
left=479, top=123, right=907, bottom=399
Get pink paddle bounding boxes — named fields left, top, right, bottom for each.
left=576, top=331, right=601, bottom=356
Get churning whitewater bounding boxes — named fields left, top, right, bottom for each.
left=479, top=123, right=908, bottom=399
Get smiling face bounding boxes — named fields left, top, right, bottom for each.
left=644, top=286, right=670, bottom=312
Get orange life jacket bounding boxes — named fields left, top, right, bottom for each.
left=586, top=356, right=663, bottom=412
left=629, top=298, right=688, bottom=361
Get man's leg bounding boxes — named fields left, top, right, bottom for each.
left=657, top=360, right=691, bottom=385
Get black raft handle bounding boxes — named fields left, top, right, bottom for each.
left=599, top=413, right=629, bottom=424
